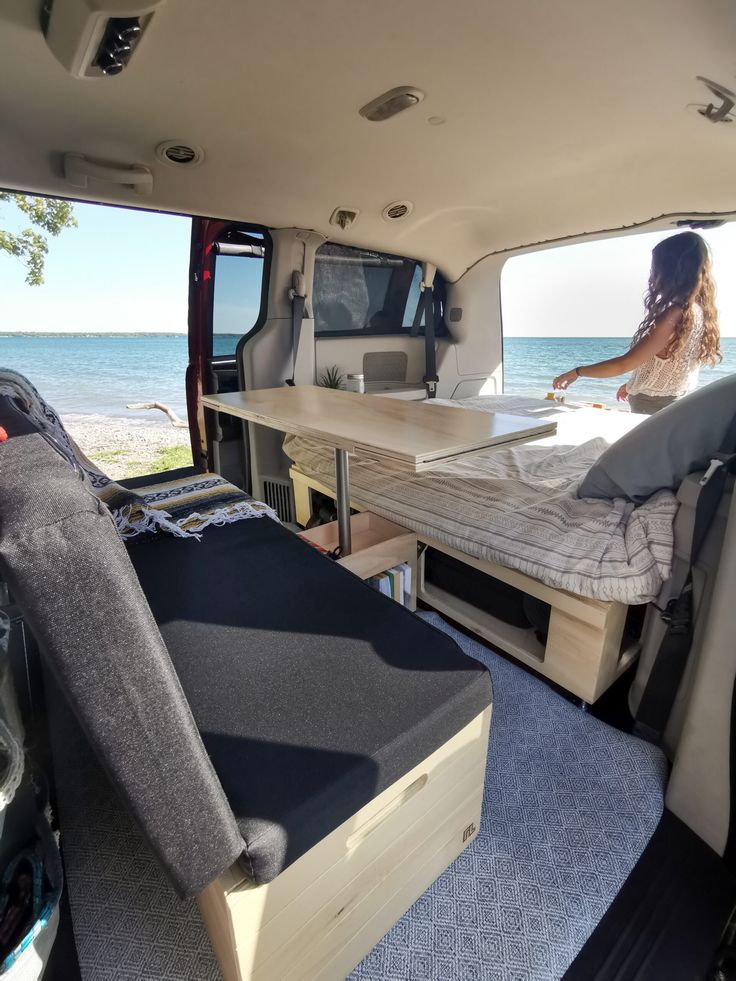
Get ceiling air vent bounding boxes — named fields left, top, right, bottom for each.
left=382, top=201, right=414, bottom=222
left=155, top=141, right=205, bottom=167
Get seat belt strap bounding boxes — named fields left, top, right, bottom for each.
left=285, top=271, right=306, bottom=387
left=635, top=440, right=736, bottom=742
left=416, top=262, right=439, bottom=399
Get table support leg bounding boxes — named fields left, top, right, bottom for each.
left=335, top=448, right=352, bottom=556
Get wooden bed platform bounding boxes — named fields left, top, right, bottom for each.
left=290, top=467, right=641, bottom=703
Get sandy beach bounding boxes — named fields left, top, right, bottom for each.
left=63, top=413, right=192, bottom=481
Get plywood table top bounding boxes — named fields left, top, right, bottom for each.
left=202, top=386, right=556, bottom=472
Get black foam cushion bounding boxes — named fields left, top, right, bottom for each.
left=127, top=518, right=492, bottom=884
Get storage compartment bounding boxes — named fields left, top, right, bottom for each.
left=425, top=547, right=531, bottom=628
left=299, top=512, right=417, bottom=608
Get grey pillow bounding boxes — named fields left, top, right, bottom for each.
left=578, top=374, right=736, bottom=503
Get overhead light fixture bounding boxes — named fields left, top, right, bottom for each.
left=41, top=0, right=165, bottom=78
left=360, top=86, right=425, bottom=122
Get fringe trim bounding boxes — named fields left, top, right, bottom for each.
left=0, top=718, right=25, bottom=811
left=112, top=500, right=279, bottom=541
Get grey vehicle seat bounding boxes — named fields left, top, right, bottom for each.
left=0, top=426, right=492, bottom=897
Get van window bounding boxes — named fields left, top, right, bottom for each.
left=500, top=224, right=736, bottom=405
left=313, top=243, right=445, bottom=337
left=212, top=230, right=268, bottom=357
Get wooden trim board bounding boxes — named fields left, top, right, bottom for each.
left=202, top=386, right=555, bottom=473
left=289, top=466, right=640, bottom=703
left=198, top=708, right=491, bottom=981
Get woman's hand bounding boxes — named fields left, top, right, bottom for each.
left=552, top=370, right=578, bottom=391
left=616, top=383, right=629, bottom=402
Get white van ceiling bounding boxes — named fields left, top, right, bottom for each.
left=0, top=0, right=735, bottom=279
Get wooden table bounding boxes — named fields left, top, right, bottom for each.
left=202, top=386, right=556, bottom=555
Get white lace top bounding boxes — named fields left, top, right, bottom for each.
left=628, top=305, right=704, bottom=397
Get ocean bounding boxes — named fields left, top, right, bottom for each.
left=503, top=336, right=736, bottom=405
left=1, top=333, right=734, bottom=418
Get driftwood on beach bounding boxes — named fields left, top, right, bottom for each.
left=126, top=401, right=189, bottom=428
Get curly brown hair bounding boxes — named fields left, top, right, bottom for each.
left=631, top=231, right=721, bottom=366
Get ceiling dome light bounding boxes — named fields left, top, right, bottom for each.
left=360, top=87, right=425, bottom=122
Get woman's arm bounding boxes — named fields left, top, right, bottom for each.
left=552, top=307, right=682, bottom=390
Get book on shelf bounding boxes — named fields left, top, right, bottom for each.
left=367, top=562, right=412, bottom=607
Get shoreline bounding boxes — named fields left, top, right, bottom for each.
left=63, top=412, right=192, bottom=481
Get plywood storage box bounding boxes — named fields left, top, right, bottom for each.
left=199, top=707, right=491, bottom=981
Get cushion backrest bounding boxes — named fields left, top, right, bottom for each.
left=578, top=374, right=736, bottom=503
left=0, top=432, right=244, bottom=897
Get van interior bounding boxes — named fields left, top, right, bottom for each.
left=1, top=0, right=736, bottom=978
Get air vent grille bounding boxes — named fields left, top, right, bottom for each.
left=165, top=145, right=196, bottom=164
left=263, top=477, right=296, bottom=524
left=382, top=200, right=414, bottom=222
left=155, top=141, right=205, bottom=167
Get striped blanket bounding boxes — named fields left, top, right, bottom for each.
left=284, top=395, right=679, bottom=604
left=0, top=369, right=277, bottom=539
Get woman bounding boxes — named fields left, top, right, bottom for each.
left=552, top=232, right=721, bottom=414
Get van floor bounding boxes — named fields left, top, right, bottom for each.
left=49, top=613, right=665, bottom=980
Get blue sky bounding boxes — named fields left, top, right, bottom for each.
left=1, top=201, right=191, bottom=333
left=1, top=198, right=734, bottom=337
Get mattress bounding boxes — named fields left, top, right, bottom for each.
left=284, top=394, right=679, bottom=604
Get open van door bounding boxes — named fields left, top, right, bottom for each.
left=187, top=217, right=269, bottom=487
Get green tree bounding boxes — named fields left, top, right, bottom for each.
left=0, top=192, right=77, bottom=286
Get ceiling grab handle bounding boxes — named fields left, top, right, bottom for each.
left=63, top=152, right=153, bottom=195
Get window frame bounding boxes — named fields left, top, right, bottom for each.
left=208, top=223, right=272, bottom=364
left=312, top=242, right=447, bottom=340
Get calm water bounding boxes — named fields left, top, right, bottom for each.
left=504, top=336, right=736, bottom=406
left=1, top=333, right=734, bottom=417
left=0, top=334, right=239, bottom=418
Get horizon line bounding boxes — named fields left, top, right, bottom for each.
left=2, top=331, right=735, bottom=339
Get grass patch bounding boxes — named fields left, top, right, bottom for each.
left=149, top=444, right=193, bottom=473
left=94, top=449, right=126, bottom=463
left=90, top=443, right=193, bottom=480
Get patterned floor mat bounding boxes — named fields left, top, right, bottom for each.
left=349, top=614, right=667, bottom=980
